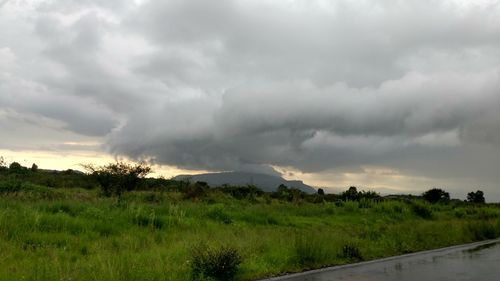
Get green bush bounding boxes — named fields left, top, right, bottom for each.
left=411, top=201, right=433, bottom=219
left=182, top=183, right=207, bottom=200
left=190, top=244, right=242, bottom=281
left=0, top=180, right=23, bottom=193
left=422, top=188, right=450, bottom=203
left=206, top=205, right=232, bottom=224
left=82, top=161, right=151, bottom=197
left=293, top=234, right=329, bottom=267
left=467, top=221, right=498, bottom=240
left=454, top=208, right=466, bottom=218
left=341, top=243, right=363, bottom=261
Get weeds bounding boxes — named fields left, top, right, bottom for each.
left=293, top=234, right=329, bottom=267
left=411, top=201, right=433, bottom=219
left=0, top=179, right=499, bottom=281
left=190, top=244, right=242, bottom=281
left=466, top=221, right=498, bottom=240
left=341, top=243, right=363, bottom=261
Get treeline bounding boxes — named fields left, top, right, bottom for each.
left=0, top=159, right=488, bottom=204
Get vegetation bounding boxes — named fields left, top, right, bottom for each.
left=191, top=244, right=242, bottom=281
left=0, top=160, right=499, bottom=280
left=82, top=161, right=152, bottom=197
left=422, top=188, right=450, bottom=203
left=467, top=190, right=485, bottom=204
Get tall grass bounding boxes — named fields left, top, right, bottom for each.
left=0, top=189, right=498, bottom=280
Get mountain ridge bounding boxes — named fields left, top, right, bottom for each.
left=173, top=171, right=316, bottom=194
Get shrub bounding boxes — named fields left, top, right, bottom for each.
left=215, top=185, right=263, bottom=200
left=422, top=188, right=450, bottom=203
left=341, top=186, right=360, bottom=201
left=190, top=244, right=242, bottom=281
left=467, top=190, right=485, bottom=203
left=82, top=161, right=151, bottom=197
left=343, top=200, right=359, bottom=212
left=341, top=243, right=363, bottom=261
left=293, top=234, right=329, bottom=267
left=206, top=205, right=232, bottom=224
left=0, top=180, right=23, bottom=193
left=182, top=183, right=207, bottom=200
left=467, top=221, right=498, bottom=240
left=411, top=201, right=433, bottom=219
left=454, top=208, right=466, bottom=218
left=0, top=156, right=6, bottom=170
left=8, top=162, right=26, bottom=173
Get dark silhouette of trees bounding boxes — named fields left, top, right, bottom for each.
left=8, top=162, right=29, bottom=174
left=82, top=161, right=152, bottom=197
left=9, top=162, right=22, bottom=171
left=31, top=163, right=38, bottom=172
left=317, top=188, right=325, bottom=195
left=340, top=186, right=380, bottom=201
left=0, top=156, right=5, bottom=169
left=342, top=186, right=359, bottom=201
left=422, top=188, right=450, bottom=203
left=467, top=190, right=485, bottom=203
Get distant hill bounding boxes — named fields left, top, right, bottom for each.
left=173, top=171, right=316, bottom=194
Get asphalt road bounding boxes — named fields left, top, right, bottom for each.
left=260, top=239, right=500, bottom=281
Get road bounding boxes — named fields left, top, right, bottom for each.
left=260, top=239, right=500, bottom=281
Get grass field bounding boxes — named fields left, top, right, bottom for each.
left=0, top=181, right=499, bottom=281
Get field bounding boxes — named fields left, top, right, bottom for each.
left=0, top=169, right=500, bottom=280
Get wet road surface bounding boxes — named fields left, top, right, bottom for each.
left=261, top=239, right=500, bottom=281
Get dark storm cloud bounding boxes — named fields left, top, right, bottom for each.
left=109, top=0, right=500, bottom=178
left=109, top=71, right=500, bottom=173
left=2, top=0, right=500, bottom=193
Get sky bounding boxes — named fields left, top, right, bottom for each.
left=1, top=0, right=500, bottom=201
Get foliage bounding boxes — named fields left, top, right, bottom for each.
left=410, top=201, right=433, bottom=219
left=82, top=161, right=152, bottom=197
left=270, top=184, right=307, bottom=202
left=341, top=243, right=363, bottom=261
left=466, top=221, right=498, bottom=240
left=293, top=234, right=329, bottom=267
left=190, top=244, right=242, bottom=281
left=1, top=159, right=500, bottom=280
left=206, top=204, right=232, bottom=224
left=340, top=186, right=380, bottom=201
left=182, top=182, right=207, bottom=200
left=214, top=185, right=263, bottom=200
left=467, top=190, right=485, bottom=203
left=0, top=185, right=498, bottom=281
left=0, top=156, right=6, bottom=170
left=0, top=179, right=24, bottom=193
left=422, top=188, right=450, bottom=203
left=8, top=162, right=28, bottom=174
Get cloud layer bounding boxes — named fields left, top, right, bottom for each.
left=2, top=0, right=500, bottom=197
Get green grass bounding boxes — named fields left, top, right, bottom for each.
left=0, top=187, right=499, bottom=281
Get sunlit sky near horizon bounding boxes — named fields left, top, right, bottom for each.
left=1, top=0, right=500, bottom=201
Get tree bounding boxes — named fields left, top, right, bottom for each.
left=31, top=163, right=38, bottom=172
left=82, top=161, right=152, bottom=197
left=341, top=186, right=359, bottom=201
left=0, top=156, right=6, bottom=171
left=422, top=188, right=450, bottom=203
left=317, top=188, right=325, bottom=196
left=467, top=190, right=485, bottom=203
left=8, top=162, right=24, bottom=173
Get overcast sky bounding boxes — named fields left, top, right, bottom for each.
left=1, top=0, right=500, bottom=200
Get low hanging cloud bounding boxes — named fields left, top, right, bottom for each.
left=109, top=70, right=500, bottom=174
left=2, top=0, right=500, bottom=188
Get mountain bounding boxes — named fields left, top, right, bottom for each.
left=173, top=171, right=316, bottom=194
